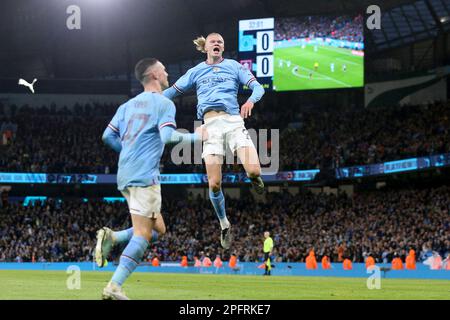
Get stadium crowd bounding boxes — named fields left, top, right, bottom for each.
left=1, top=100, right=449, bottom=174
left=0, top=186, right=448, bottom=264
left=275, top=15, right=364, bottom=43
left=0, top=103, right=119, bottom=174
left=279, top=100, right=450, bottom=170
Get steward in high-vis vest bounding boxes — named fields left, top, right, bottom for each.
left=263, top=231, right=274, bottom=276
left=405, top=249, right=416, bottom=270
left=306, top=250, right=317, bottom=270
left=321, top=255, right=331, bottom=270
left=343, top=258, right=352, bottom=270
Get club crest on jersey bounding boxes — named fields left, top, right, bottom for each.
left=212, top=67, right=220, bottom=73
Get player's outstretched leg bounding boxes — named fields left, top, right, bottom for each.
left=102, top=214, right=154, bottom=300
left=205, top=155, right=232, bottom=249
left=237, top=146, right=264, bottom=194
left=103, top=235, right=150, bottom=300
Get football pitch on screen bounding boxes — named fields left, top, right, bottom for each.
left=1, top=271, right=449, bottom=300
left=273, top=44, right=364, bottom=91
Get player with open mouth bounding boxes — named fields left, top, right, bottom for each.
left=163, top=32, right=265, bottom=250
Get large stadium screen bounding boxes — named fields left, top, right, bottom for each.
left=238, top=15, right=364, bottom=91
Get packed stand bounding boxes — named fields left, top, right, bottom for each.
left=280, top=101, right=450, bottom=170
left=275, top=15, right=363, bottom=43
left=0, top=100, right=449, bottom=174
left=0, top=186, right=448, bottom=264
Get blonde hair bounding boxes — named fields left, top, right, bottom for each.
left=193, top=33, right=222, bottom=53
left=193, top=36, right=207, bottom=53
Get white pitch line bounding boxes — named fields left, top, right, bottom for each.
left=276, top=57, right=326, bottom=79
left=299, top=65, right=352, bottom=87
left=318, top=45, right=363, bottom=58
left=278, top=54, right=353, bottom=87
left=335, top=57, right=360, bottom=66
left=291, top=66, right=327, bottom=80
left=301, top=45, right=362, bottom=66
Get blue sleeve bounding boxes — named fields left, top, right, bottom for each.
left=158, top=99, right=199, bottom=144
left=162, top=86, right=179, bottom=100
left=236, top=60, right=257, bottom=88
left=235, top=60, right=265, bottom=103
left=160, top=126, right=200, bottom=145
left=102, top=107, right=123, bottom=152
left=102, top=127, right=122, bottom=152
left=158, top=100, right=177, bottom=131
left=162, top=68, right=195, bottom=100
left=247, top=80, right=265, bottom=103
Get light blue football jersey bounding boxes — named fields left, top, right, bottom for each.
left=106, top=92, right=176, bottom=190
left=163, top=58, right=262, bottom=119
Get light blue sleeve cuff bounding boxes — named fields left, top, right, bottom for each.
left=160, top=126, right=200, bottom=145
left=247, top=81, right=265, bottom=103
left=162, top=86, right=179, bottom=100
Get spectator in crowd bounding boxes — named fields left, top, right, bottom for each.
left=0, top=186, right=448, bottom=264
left=275, top=15, right=363, bottom=43
left=1, top=100, right=448, bottom=174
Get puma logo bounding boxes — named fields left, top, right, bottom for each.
left=18, top=78, right=37, bottom=93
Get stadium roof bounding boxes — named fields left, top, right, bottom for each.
left=0, top=0, right=447, bottom=79
left=366, top=0, right=450, bottom=51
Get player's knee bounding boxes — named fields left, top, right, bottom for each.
left=153, top=216, right=166, bottom=236
left=246, top=165, right=261, bottom=178
left=158, top=224, right=166, bottom=236
left=133, top=228, right=152, bottom=243
left=208, top=179, right=222, bottom=192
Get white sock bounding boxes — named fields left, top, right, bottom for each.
left=220, top=217, right=230, bottom=230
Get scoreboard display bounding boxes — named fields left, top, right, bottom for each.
left=239, top=18, right=275, bottom=91
left=238, top=15, right=364, bottom=92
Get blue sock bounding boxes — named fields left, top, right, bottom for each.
left=114, top=228, right=159, bottom=245
left=111, top=235, right=149, bottom=286
left=209, top=189, right=230, bottom=230
left=113, top=228, right=133, bottom=245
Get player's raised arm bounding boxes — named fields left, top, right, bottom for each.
left=236, top=61, right=265, bottom=118
left=102, top=107, right=123, bottom=153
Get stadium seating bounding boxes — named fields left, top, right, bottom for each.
left=0, top=186, right=448, bottom=264
left=1, top=100, right=448, bottom=173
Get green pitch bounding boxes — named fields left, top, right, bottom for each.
left=0, top=270, right=449, bottom=300
left=273, top=44, right=364, bottom=91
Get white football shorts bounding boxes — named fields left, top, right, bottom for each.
left=121, top=184, right=161, bottom=219
left=202, top=114, right=255, bottom=158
